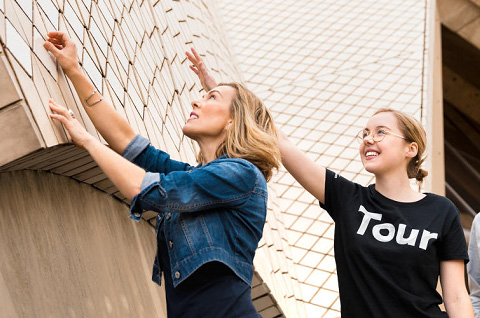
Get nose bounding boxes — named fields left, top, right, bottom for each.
left=191, top=99, right=200, bottom=109
left=363, top=133, right=375, bottom=144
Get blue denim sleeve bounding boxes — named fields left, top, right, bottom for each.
left=129, top=159, right=260, bottom=220
left=130, top=172, right=161, bottom=221
left=122, top=135, right=192, bottom=173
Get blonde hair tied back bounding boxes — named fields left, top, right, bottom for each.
left=373, top=108, right=429, bottom=184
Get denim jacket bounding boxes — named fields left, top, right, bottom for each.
left=122, top=135, right=268, bottom=288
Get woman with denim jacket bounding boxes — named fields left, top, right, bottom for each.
left=187, top=54, right=474, bottom=317
left=44, top=32, right=280, bottom=318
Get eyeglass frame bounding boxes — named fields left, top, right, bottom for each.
left=356, top=128, right=407, bottom=143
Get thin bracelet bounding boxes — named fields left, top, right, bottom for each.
left=84, top=89, right=103, bottom=107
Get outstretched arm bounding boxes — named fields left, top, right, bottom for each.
left=440, top=260, right=474, bottom=318
left=49, top=100, right=145, bottom=201
left=278, top=130, right=327, bottom=204
left=44, top=31, right=136, bottom=154
left=185, top=50, right=327, bottom=203
left=186, top=48, right=218, bottom=91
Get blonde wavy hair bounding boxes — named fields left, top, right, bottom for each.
left=196, top=82, right=280, bottom=181
left=374, top=108, right=428, bottom=184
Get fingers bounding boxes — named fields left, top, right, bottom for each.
left=43, top=41, right=61, bottom=56
left=49, top=99, right=65, bottom=116
left=46, top=31, right=70, bottom=42
left=46, top=32, right=67, bottom=47
left=48, top=99, right=74, bottom=121
left=44, top=31, right=72, bottom=54
left=185, top=50, right=198, bottom=65
left=48, top=39, right=64, bottom=49
left=49, top=112, right=68, bottom=126
left=47, top=35, right=64, bottom=44
left=186, top=47, right=203, bottom=66
left=191, top=47, right=201, bottom=61
left=189, top=65, right=200, bottom=75
left=186, top=49, right=202, bottom=75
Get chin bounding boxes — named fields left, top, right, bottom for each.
left=362, top=162, right=378, bottom=175
left=182, top=127, right=200, bottom=141
left=182, top=125, right=193, bottom=137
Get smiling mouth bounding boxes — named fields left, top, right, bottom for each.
left=188, top=114, right=199, bottom=121
left=365, top=151, right=379, bottom=158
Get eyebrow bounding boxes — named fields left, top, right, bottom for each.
left=207, top=89, right=223, bottom=98
left=364, top=125, right=391, bottom=131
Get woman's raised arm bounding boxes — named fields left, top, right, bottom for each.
left=44, top=31, right=136, bottom=154
left=278, top=130, right=327, bottom=204
left=49, top=100, right=145, bottom=201
left=186, top=49, right=327, bottom=203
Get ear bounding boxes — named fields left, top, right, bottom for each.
left=225, top=120, right=232, bottom=131
left=405, top=142, right=418, bottom=159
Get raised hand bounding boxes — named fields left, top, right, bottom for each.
left=49, top=99, right=145, bottom=201
left=43, top=31, right=80, bottom=76
left=186, top=48, right=218, bottom=91
left=49, top=100, right=93, bottom=149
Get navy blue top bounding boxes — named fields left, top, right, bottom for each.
left=157, top=219, right=260, bottom=318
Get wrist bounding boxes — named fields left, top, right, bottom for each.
left=63, top=64, right=82, bottom=78
left=82, top=135, right=99, bottom=151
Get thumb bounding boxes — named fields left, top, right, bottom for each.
left=43, top=41, right=61, bottom=57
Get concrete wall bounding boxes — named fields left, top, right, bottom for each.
left=0, top=170, right=165, bottom=317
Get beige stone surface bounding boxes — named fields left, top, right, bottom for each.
left=0, top=104, right=43, bottom=166
left=443, top=66, right=480, bottom=125
left=424, top=2, right=445, bottom=196
left=0, top=55, right=22, bottom=109
left=438, top=0, right=480, bottom=50
left=472, top=0, right=480, bottom=8
left=458, top=16, right=480, bottom=49
left=439, top=0, right=480, bottom=29
left=0, top=170, right=166, bottom=318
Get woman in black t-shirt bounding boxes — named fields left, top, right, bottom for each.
left=279, top=109, right=473, bottom=317
left=188, top=53, right=474, bottom=317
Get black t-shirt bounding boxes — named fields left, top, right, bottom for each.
left=321, top=169, right=468, bottom=318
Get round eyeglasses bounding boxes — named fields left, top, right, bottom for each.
left=356, top=128, right=406, bottom=143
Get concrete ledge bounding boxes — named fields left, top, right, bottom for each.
left=0, top=55, right=22, bottom=109
left=0, top=104, right=43, bottom=166
left=438, top=0, right=480, bottom=50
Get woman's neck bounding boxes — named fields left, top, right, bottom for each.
left=374, top=172, right=425, bottom=202
left=197, top=138, right=223, bottom=165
